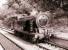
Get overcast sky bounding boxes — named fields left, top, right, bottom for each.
left=0, top=0, right=8, bottom=9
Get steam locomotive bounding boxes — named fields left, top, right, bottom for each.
left=4, top=12, right=53, bottom=43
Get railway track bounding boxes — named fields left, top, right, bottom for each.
left=0, top=27, right=48, bottom=50
left=37, top=43, right=65, bottom=50
left=0, top=27, right=68, bottom=50
left=37, top=40, right=68, bottom=50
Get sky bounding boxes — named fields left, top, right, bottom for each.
left=0, top=0, right=8, bottom=9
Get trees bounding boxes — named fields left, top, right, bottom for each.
left=7, top=0, right=51, bottom=13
